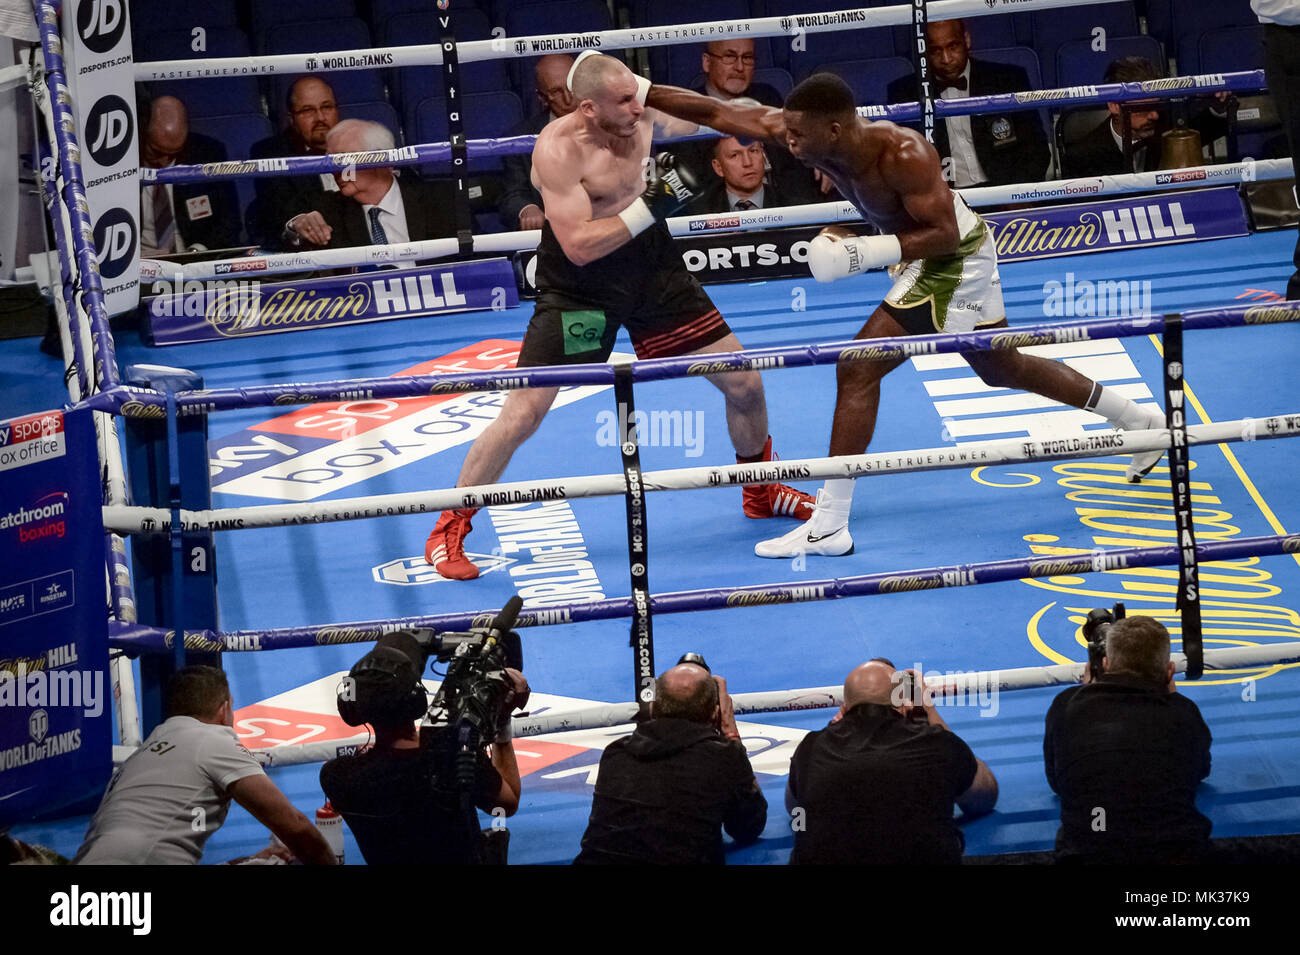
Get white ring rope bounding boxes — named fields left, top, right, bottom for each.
left=140, top=158, right=1293, bottom=284
left=102, top=413, right=1300, bottom=535
left=209, top=641, right=1300, bottom=768
left=133, top=0, right=1128, bottom=81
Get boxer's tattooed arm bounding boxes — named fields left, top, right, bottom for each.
left=645, top=84, right=786, bottom=145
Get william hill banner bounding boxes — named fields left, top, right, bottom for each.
left=983, top=186, right=1249, bottom=262
left=142, top=258, right=519, bottom=345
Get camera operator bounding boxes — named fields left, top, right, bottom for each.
left=786, top=658, right=998, bottom=864
left=319, top=629, right=529, bottom=865
left=1043, top=614, right=1212, bottom=864
left=574, top=657, right=767, bottom=864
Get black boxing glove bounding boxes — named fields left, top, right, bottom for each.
left=617, top=152, right=701, bottom=236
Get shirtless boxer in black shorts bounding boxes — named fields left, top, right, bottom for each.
left=425, top=52, right=814, bottom=579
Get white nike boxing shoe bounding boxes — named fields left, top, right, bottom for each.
left=754, top=489, right=854, bottom=558
left=1125, top=405, right=1169, bottom=483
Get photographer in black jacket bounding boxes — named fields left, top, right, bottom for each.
left=575, top=659, right=767, bottom=864
left=320, top=630, right=528, bottom=865
left=1044, top=615, right=1212, bottom=864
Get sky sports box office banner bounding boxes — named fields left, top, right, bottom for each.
left=0, top=407, right=111, bottom=825
left=142, top=259, right=519, bottom=345
left=517, top=186, right=1250, bottom=290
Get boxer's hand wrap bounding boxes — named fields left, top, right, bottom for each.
left=618, top=153, right=700, bottom=237
left=806, top=232, right=903, bottom=283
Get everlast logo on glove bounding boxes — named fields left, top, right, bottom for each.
left=660, top=167, right=694, bottom=203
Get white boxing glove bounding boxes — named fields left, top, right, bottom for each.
left=806, top=232, right=903, bottom=283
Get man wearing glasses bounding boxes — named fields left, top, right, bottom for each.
left=250, top=76, right=343, bottom=248
left=686, top=39, right=823, bottom=205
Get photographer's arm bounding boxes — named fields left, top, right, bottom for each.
left=956, top=760, right=999, bottom=818
left=487, top=742, right=522, bottom=817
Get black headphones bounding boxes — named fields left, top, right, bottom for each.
left=337, top=635, right=428, bottom=728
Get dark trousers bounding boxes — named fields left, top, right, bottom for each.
left=1263, top=22, right=1300, bottom=299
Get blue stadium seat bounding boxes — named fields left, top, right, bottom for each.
left=131, top=0, right=238, bottom=42
left=383, top=10, right=508, bottom=113
left=141, top=24, right=262, bottom=118
left=964, top=13, right=1018, bottom=51
left=187, top=112, right=274, bottom=244
left=138, top=26, right=251, bottom=63
left=149, top=78, right=262, bottom=120
left=977, top=46, right=1043, bottom=92
left=634, top=0, right=767, bottom=82
left=1029, top=2, right=1140, bottom=88
left=505, top=0, right=612, bottom=99
left=1197, top=25, right=1265, bottom=74
left=413, top=91, right=526, bottom=174
left=264, top=19, right=387, bottom=120
left=813, top=57, right=912, bottom=108
left=1145, top=0, right=1177, bottom=50
left=1055, top=35, right=1164, bottom=89
left=371, top=0, right=481, bottom=35
left=251, top=0, right=358, bottom=42
left=790, top=27, right=897, bottom=81
left=630, top=0, right=755, bottom=27
left=1173, top=0, right=1259, bottom=74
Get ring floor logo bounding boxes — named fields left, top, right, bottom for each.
left=207, top=340, right=631, bottom=502
left=76, top=0, right=127, bottom=54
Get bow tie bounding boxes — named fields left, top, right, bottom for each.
left=940, top=76, right=968, bottom=93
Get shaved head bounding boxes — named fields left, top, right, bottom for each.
left=534, top=54, right=577, bottom=117
left=843, top=660, right=896, bottom=709
left=143, top=95, right=189, bottom=167
left=570, top=52, right=631, bottom=103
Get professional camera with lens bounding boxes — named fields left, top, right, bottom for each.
left=1081, top=601, right=1126, bottom=678
left=337, top=596, right=526, bottom=793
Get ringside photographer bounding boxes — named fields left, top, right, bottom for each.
left=320, top=599, right=530, bottom=865
left=1043, top=612, right=1212, bottom=864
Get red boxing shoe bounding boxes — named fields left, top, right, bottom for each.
left=738, top=436, right=816, bottom=521
left=424, top=508, right=480, bottom=580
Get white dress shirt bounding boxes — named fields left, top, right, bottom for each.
left=727, top=185, right=765, bottom=210
left=939, top=63, right=991, bottom=188
left=1109, top=120, right=1148, bottom=172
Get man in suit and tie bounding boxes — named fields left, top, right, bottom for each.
left=139, top=95, right=241, bottom=255
left=1062, top=57, right=1165, bottom=178
left=499, top=55, right=577, bottom=233
left=689, top=137, right=789, bottom=214
left=284, top=119, right=457, bottom=254
left=886, top=18, right=1049, bottom=188
left=249, top=76, right=342, bottom=248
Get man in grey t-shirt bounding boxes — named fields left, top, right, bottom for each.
left=75, top=666, right=335, bottom=865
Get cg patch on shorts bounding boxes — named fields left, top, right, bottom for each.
left=561, top=310, right=607, bottom=354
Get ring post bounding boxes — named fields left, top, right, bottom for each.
left=614, top=365, right=656, bottom=717
left=122, top=365, right=220, bottom=733
left=1161, top=315, right=1204, bottom=678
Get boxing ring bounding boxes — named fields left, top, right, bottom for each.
left=15, top=0, right=1300, bottom=862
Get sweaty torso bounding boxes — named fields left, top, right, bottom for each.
left=531, top=111, right=655, bottom=219
left=817, top=122, right=943, bottom=235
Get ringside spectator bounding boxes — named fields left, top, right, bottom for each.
left=1061, top=56, right=1164, bottom=177
left=499, top=54, right=577, bottom=232
left=139, top=95, right=240, bottom=255
left=886, top=18, right=1049, bottom=187
left=284, top=119, right=457, bottom=252
left=249, top=76, right=342, bottom=248
left=689, top=136, right=792, bottom=213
